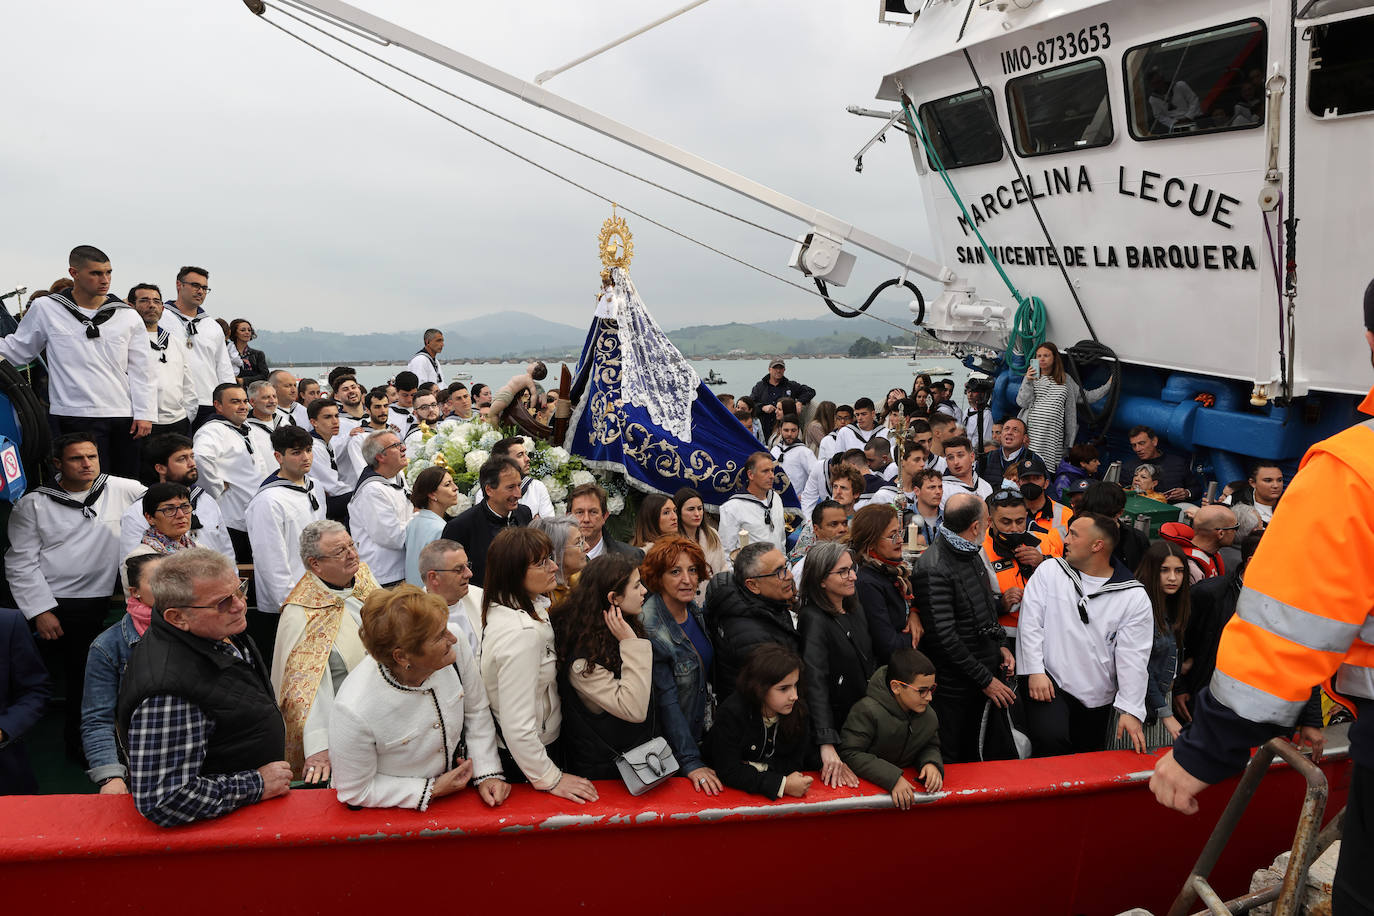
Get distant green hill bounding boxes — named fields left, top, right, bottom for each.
left=255, top=311, right=916, bottom=361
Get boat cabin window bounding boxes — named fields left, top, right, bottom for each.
left=1006, top=58, right=1113, bottom=156
left=917, top=88, right=1003, bottom=170
left=1308, top=14, right=1374, bottom=117
left=1123, top=20, right=1268, bottom=140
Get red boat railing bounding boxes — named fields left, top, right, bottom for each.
left=0, top=742, right=1350, bottom=915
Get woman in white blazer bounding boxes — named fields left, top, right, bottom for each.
left=329, top=585, right=510, bottom=810
left=481, top=527, right=599, bottom=804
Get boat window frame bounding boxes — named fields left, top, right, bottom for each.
left=1120, top=17, right=1269, bottom=143
left=916, top=87, right=1005, bottom=171
left=1004, top=56, right=1114, bottom=158
left=1306, top=13, right=1374, bottom=119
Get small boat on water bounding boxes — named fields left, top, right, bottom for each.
left=909, top=364, right=953, bottom=376
left=703, top=369, right=727, bottom=385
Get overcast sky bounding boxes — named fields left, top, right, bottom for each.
left=1, top=0, right=934, bottom=335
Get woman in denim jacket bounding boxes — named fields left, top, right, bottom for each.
left=81, top=554, right=162, bottom=794
left=639, top=537, right=722, bottom=795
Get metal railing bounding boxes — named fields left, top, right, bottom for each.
left=1165, top=738, right=1330, bottom=916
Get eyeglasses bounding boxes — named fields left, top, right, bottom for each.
left=1213, top=525, right=1240, bottom=532
left=380, top=441, right=406, bottom=455
left=154, top=502, right=194, bottom=517
left=531, top=555, right=558, bottom=570
left=882, top=530, right=904, bottom=544
left=829, top=564, right=858, bottom=579
left=180, top=281, right=211, bottom=292
left=748, top=564, right=791, bottom=582
left=990, top=488, right=1023, bottom=503
left=180, top=578, right=250, bottom=614
left=133, top=296, right=162, bottom=305
left=319, top=543, right=359, bottom=561
left=434, top=563, right=474, bottom=574
left=894, top=680, right=937, bottom=698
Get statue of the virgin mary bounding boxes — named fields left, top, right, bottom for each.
left=564, top=226, right=799, bottom=508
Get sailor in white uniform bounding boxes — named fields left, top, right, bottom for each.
left=118, top=432, right=235, bottom=561
left=833, top=398, right=891, bottom=454
left=771, top=415, right=818, bottom=503
left=350, top=430, right=412, bottom=587
left=0, top=248, right=156, bottom=477
left=940, top=436, right=994, bottom=509
left=270, top=370, right=302, bottom=429
left=405, top=329, right=445, bottom=387
left=246, top=380, right=282, bottom=434
left=388, top=371, right=420, bottom=440
left=718, top=453, right=787, bottom=554
left=419, top=539, right=484, bottom=661
left=306, top=399, right=353, bottom=524
left=245, top=426, right=327, bottom=618
left=5, top=433, right=143, bottom=752
left=128, top=283, right=197, bottom=436
left=192, top=383, right=274, bottom=558
left=160, top=267, right=236, bottom=429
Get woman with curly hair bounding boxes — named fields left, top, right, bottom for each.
left=552, top=554, right=657, bottom=779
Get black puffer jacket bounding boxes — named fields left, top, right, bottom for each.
left=912, top=535, right=1002, bottom=691
left=704, top=571, right=799, bottom=701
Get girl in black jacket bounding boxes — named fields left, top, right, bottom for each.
left=797, top=540, right=873, bottom=789
left=707, top=644, right=818, bottom=799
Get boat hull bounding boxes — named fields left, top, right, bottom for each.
left=0, top=744, right=1349, bottom=914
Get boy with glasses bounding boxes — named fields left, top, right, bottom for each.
left=839, top=647, right=944, bottom=808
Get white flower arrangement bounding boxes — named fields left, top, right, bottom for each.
left=402, top=416, right=632, bottom=524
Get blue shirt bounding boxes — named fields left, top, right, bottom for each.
left=681, top=609, right=714, bottom=675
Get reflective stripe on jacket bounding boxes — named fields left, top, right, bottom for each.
left=1210, top=392, right=1374, bottom=726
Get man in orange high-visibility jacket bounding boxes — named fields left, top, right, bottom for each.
left=1151, top=282, right=1374, bottom=915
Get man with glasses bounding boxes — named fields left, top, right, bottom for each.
left=6, top=433, right=144, bottom=761
left=245, top=426, right=327, bottom=661
left=402, top=390, right=443, bottom=454
left=443, top=457, right=533, bottom=587
left=161, top=267, right=236, bottom=431
left=117, top=548, right=292, bottom=826
left=129, top=283, right=197, bottom=437
left=273, top=520, right=381, bottom=785
left=719, top=452, right=786, bottom=555
left=120, top=433, right=235, bottom=562
left=419, top=539, right=483, bottom=660
left=913, top=492, right=1016, bottom=763
left=705, top=541, right=800, bottom=702
left=351, top=431, right=411, bottom=588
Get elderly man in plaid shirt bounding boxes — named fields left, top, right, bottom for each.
left=116, top=549, right=292, bottom=825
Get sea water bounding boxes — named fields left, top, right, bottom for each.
left=282, top=356, right=970, bottom=407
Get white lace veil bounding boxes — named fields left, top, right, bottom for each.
left=609, top=267, right=700, bottom=442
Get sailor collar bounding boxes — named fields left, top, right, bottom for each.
left=48, top=291, right=127, bottom=338
left=35, top=474, right=109, bottom=518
